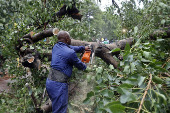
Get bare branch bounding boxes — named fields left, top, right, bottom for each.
left=137, top=74, right=152, bottom=113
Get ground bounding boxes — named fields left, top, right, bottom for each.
left=0, top=74, right=13, bottom=93
left=68, top=71, right=95, bottom=113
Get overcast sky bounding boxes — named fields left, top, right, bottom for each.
left=95, top=0, right=144, bottom=11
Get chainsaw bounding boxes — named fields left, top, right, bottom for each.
left=81, top=44, right=94, bottom=64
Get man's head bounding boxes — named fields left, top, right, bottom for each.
left=57, top=30, right=71, bottom=45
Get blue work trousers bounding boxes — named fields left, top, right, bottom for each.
left=46, top=78, right=68, bottom=113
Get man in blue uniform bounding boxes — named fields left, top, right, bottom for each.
left=46, top=30, right=90, bottom=113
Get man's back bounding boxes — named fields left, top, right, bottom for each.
left=51, top=42, right=86, bottom=77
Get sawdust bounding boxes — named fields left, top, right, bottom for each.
left=68, top=71, right=95, bottom=113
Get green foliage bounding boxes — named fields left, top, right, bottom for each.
left=82, top=0, right=170, bottom=113
left=0, top=88, right=35, bottom=112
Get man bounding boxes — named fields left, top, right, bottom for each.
left=46, top=30, right=90, bottom=113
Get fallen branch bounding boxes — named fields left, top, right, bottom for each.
left=137, top=74, right=152, bottom=113
left=16, top=26, right=170, bottom=69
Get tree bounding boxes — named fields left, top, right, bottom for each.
left=1, top=0, right=170, bottom=113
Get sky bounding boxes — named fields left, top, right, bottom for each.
left=95, top=0, right=144, bottom=11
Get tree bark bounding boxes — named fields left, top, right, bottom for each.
left=149, top=27, right=170, bottom=40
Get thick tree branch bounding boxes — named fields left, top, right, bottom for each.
left=149, top=27, right=170, bottom=39
left=17, top=27, right=170, bottom=70
left=31, top=28, right=58, bottom=43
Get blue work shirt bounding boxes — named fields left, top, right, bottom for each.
left=51, top=42, right=86, bottom=77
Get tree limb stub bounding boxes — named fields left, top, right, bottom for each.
left=31, top=28, right=55, bottom=43
left=21, top=28, right=59, bottom=43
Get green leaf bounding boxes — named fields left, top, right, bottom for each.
left=124, top=43, right=131, bottom=53
left=101, top=89, right=109, bottom=97
left=126, top=54, right=133, bottom=62
left=155, top=66, right=167, bottom=73
left=156, top=92, right=167, bottom=105
left=117, top=87, right=130, bottom=95
left=108, top=90, right=114, bottom=97
left=114, top=69, right=123, bottom=75
left=120, top=92, right=136, bottom=104
left=104, top=101, right=120, bottom=108
left=96, top=67, right=103, bottom=74
left=165, top=62, right=170, bottom=69
left=134, top=26, right=138, bottom=34
left=130, top=62, right=136, bottom=73
left=125, top=78, right=138, bottom=85
left=83, top=98, right=91, bottom=105
left=108, top=75, right=115, bottom=81
left=30, top=45, right=34, bottom=49
left=120, top=83, right=132, bottom=88
left=159, top=2, right=169, bottom=8
left=0, top=23, right=3, bottom=27
left=103, top=98, right=111, bottom=106
left=141, top=58, right=151, bottom=63
left=143, top=51, right=151, bottom=59
left=157, top=39, right=164, bottom=41
left=87, top=91, right=94, bottom=98
left=165, top=78, right=170, bottom=87
left=97, top=78, right=102, bottom=84
left=143, top=101, right=152, bottom=111
left=44, top=57, right=48, bottom=62
left=109, top=104, right=125, bottom=113
left=152, top=76, right=163, bottom=84
left=123, top=65, right=130, bottom=74
left=120, top=94, right=129, bottom=103
left=160, top=52, right=165, bottom=59
left=109, top=64, right=114, bottom=70
left=138, top=76, right=146, bottom=86
left=110, top=48, right=121, bottom=53
left=120, top=61, right=124, bottom=66
left=161, top=19, right=165, bottom=25
left=1, top=99, right=5, bottom=104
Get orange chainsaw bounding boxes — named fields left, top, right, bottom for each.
left=81, top=44, right=94, bottom=64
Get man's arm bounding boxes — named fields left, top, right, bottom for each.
left=69, top=45, right=85, bottom=53
left=69, top=52, right=86, bottom=70
left=70, top=45, right=91, bottom=53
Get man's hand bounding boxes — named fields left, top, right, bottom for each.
left=85, top=46, right=91, bottom=51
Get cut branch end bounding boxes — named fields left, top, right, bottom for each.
left=53, top=28, right=59, bottom=35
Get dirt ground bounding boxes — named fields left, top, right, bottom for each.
left=0, top=69, right=31, bottom=94
left=0, top=74, right=13, bottom=93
